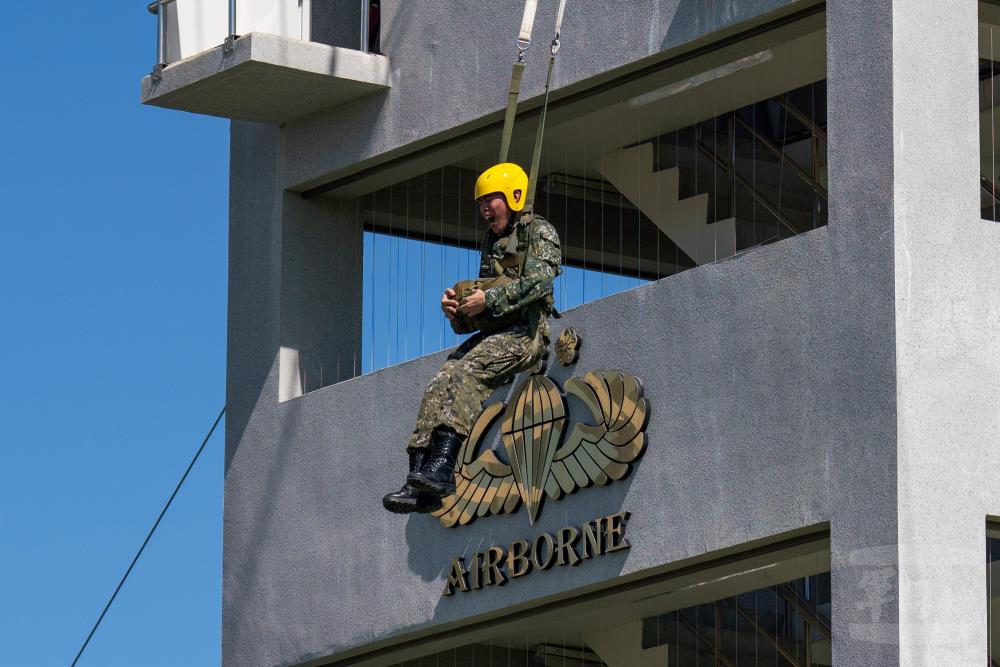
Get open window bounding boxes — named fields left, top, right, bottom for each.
left=280, top=7, right=828, bottom=397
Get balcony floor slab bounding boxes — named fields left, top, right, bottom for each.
left=141, top=32, right=390, bottom=124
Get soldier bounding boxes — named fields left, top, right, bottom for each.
left=383, top=162, right=563, bottom=514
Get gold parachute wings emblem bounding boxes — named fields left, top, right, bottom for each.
left=432, top=370, right=649, bottom=528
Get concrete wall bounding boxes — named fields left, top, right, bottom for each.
left=221, top=1, right=997, bottom=666
left=281, top=0, right=812, bottom=191
left=891, top=1, right=1000, bottom=664
left=225, top=220, right=875, bottom=667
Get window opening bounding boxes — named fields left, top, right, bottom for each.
left=367, top=0, right=381, bottom=53
left=979, top=2, right=1000, bottom=220
left=388, top=570, right=832, bottom=666
left=988, top=520, right=999, bottom=665
left=293, top=15, right=827, bottom=390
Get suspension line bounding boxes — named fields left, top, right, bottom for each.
left=523, top=0, right=567, bottom=214
left=498, top=0, right=539, bottom=163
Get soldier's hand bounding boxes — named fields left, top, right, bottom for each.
left=441, top=288, right=459, bottom=320
left=458, top=288, right=487, bottom=317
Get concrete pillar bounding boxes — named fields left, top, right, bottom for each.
left=829, top=1, right=1000, bottom=663
left=891, top=1, right=1000, bottom=664
left=825, top=0, right=900, bottom=663
left=224, top=120, right=286, bottom=663
left=224, top=122, right=365, bottom=663
left=226, top=121, right=284, bottom=469
left=279, top=194, right=363, bottom=400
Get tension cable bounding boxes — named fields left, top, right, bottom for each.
left=69, top=406, right=226, bottom=667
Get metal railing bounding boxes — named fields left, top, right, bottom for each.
left=147, top=0, right=236, bottom=79
left=360, top=0, right=369, bottom=55
left=146, top=0, right=172, bottom=79
left=148, top=0, right=374, bottom=79
left=223, top=0, right=238, bottom=53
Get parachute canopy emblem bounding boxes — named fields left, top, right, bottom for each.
left=501, top=375, right=566, bottom=524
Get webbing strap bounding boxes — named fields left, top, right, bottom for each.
left=554, top=0, right=567, bottom=33
left=523, top=0, right=567, bottom=214
left=518, top=0, right=539, bottom=44
left=498, top=1, right=539, bottom=163
left=498, top=61, right=525, bottom=164
left=516, top=214, right=534, bottom=276
left=522, top=55, right=555, bottom=213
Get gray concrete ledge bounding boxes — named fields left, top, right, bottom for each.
left=141, top=32, right=391, bottom=124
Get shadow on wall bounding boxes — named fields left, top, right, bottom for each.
left=660, top=0, right=794, bottom=51
left=661, top=0, right=718, bottom=49
left=225, top=122, right=283, bottom=473
left=224, top=359, right=296, bottom=659
left=417, top=474, right=637, bottom=621
left=310, top=0, right=363, bottom=49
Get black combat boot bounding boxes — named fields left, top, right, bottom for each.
left=382, top=448, right=443, bottom=514
left=407, top=427, right=464, bottom=497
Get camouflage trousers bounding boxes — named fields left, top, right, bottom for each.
left=407, top=322, right=548, bottom=450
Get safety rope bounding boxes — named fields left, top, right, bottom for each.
left=523, top=0, right=567, bottom=214
left=498, top=0, right=538, bottom=163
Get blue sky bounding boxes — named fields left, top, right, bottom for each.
left=0, top=4, right=228, bottom=665
left=0, top=5, right=648, bottom=665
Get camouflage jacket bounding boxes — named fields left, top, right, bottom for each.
left=480, top=214, right=563, bottom=323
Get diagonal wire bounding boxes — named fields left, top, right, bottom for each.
left=70, top=405, right=226, bottom=667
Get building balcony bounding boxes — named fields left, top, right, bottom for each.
left=140, top=0, right=390, bottom=124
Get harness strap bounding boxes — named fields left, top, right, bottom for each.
left=523, top=0, right=567, bottom=214
left=498, top=0, right=539, bottom=163
left=517, top=0, right=539, bottom=44
left=518, top=214, right=562, bottom=322
left=498, top=61, right=525, bottom=164
left=515, top=214, right=534, bottom=276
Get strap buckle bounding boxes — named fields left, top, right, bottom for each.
left=516, top=38, right=531, bottom=61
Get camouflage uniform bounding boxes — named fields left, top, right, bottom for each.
left=407, top=214, right=562, bottom=450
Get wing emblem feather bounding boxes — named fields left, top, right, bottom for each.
left=546, top=370, right=649, bottom=501
left=434, top=369, right=649, bottom=527
left=432, top=401, right=522, bottom=527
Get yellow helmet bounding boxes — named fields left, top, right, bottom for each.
left=474, top=163, right=529, bottom=212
